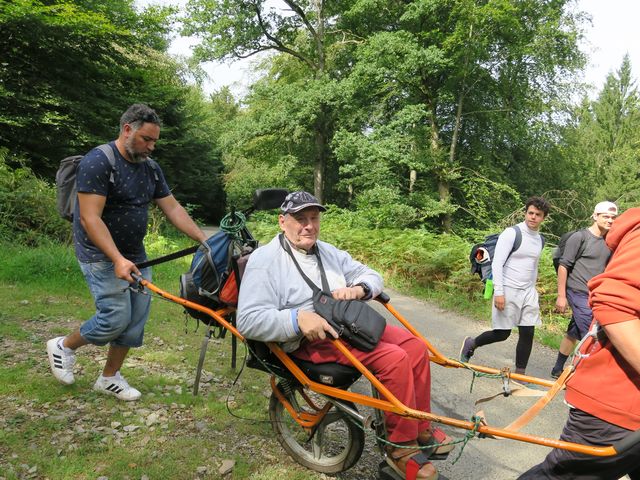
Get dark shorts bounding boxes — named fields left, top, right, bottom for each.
left=566, top=289, right=592, bottom=340
left=518, top=409, right=640, bottom=479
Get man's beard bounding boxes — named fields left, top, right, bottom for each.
left=125, top=136, right=148, bottom=164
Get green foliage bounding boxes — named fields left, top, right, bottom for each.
left=560, top=55, right=640, bottom=213
left=0, top=0, right=226, bottom=222
left=340, top=0, right=585, bottom=229
left=0, top=151, right=69, bottom=245
left=353, top=186, right=421, bottom=229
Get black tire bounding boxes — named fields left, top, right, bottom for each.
left=269, top=380, right=365, bottom=473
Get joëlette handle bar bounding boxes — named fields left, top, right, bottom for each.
left=131, top=275, right=633, bottom=457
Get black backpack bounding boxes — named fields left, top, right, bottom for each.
left=56, top=144, right=115, bottom=222
left=552, top=229, right=587, bottom=273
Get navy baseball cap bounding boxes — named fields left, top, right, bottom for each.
left=280, top=191, right=326, bottom=214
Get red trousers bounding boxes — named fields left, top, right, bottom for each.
left=293, top=325, right=431, bottom=442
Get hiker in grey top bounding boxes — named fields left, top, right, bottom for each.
left=46, top=104, right=207, bottom=401
left=460, top=196, right=550, bottom=376
left=550, top=201, right=617, bottom=378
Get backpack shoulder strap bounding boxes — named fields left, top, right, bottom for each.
left=146, top=158, right=160, bottom=181
left=574, top=228, right=589, bottom=260
left=509, top=225, right=523, bottom=255
left=96, top=144, right=116, bottom=183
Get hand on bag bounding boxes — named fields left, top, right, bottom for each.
left=297, top=310, right=339, bottom=341
left=331, top=285, right=365, bottom=300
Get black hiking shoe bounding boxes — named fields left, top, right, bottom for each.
left=459, top=336, right=476, bottom=363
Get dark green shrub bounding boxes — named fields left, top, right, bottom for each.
left=0, top=151, right=70, bottom=245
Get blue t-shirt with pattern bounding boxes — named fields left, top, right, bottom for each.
left=73, top=142, right=171, bottom=263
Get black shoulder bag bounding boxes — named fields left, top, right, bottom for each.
left=280, top=234, right=386, bottom=352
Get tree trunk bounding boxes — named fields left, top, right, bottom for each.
left=429, top=105, right=452, bottom=232
left=409, top=169, right=417, bottom=192
left=314, top=127, right=326, bottom=202
left=438, top=179, right=452, bottom=232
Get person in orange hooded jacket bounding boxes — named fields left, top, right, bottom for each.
left=519, top=207, right=640, bottom=480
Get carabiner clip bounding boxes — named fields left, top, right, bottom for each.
left=501, top=367, right=512, bottom=397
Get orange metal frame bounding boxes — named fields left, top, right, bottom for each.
left=140, top=278, right=619, bottom=457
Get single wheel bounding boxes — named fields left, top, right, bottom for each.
left=269, top=380, right=365, bottom=473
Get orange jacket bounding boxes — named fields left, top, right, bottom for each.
left=565, top=208, right=640, bottom=430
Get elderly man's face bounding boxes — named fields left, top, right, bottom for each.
left=279, top=207, right=321, bottom=252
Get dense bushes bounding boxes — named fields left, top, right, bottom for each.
left=0, top=151, right=69, bottom=245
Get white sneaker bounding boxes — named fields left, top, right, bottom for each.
left=46, top=337, right=76, bottom=385
left=93, top=372, right=141, bottom=401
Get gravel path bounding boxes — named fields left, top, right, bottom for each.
left=333, top=287, right=569, bottom=480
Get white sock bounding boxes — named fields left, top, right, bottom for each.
left=57, top=337, right=74, bottom=354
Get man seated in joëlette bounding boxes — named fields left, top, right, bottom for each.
left=237, top=190, right=454, bottom=480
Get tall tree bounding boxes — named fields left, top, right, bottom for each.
left=339, top=0, right=585, bottom=231
left=183, top=0, right=353, bottom=202
left=0, top=0, right=177, bottom=174
left=561, top=55, right=640, bottom=210
left=1, top=0, right=227, bottom=221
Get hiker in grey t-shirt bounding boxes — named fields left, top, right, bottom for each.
left=460, top=197, right=550, bottom=376
left=550, top=201, right=617, bottom=378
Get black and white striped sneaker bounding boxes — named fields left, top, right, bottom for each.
left=93, top=372, right=141, bottom=401
left=46, top=336, right=76, bottom=385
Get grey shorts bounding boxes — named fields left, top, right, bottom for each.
left=492, top=285, right=541, bottom=329
left=566, top=288, right=593, bottom=340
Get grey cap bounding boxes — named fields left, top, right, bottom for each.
left=280, top=191, right=326, bottom=214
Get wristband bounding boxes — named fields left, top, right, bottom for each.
left=357, top=282, right=372, bottom=300
left=291, top=309, right=301, bottom=335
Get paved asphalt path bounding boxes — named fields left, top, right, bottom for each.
left=362, top=287, right=569, bottom=480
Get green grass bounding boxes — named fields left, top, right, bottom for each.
left=0, top=239, right=322, bottom=480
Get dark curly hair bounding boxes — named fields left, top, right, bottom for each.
left=525, top=196, right=551, bottom=217
left=119, top=103, right=161, bottom=133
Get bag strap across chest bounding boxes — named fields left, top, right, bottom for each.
left=279, top=234, right=330, bottom=293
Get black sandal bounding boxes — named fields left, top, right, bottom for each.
left=386, top=447, right=439, bottom=480
left=418, top=428, right=455, bottom=459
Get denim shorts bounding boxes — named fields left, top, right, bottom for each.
left=79, top=261, right=152, bottom=347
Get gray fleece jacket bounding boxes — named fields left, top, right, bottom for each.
left=237, top=234, right=383, bottom=352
